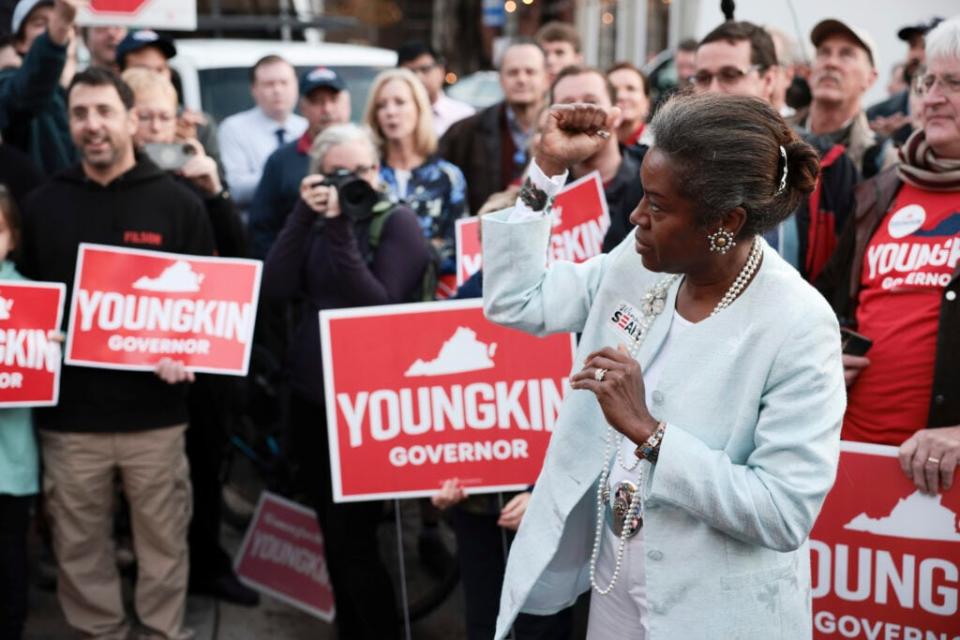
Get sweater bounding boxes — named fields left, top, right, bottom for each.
left=261, top=199, right=431, bottom=404
left=19, top=156, right=216, bottom=432
left=0, top=261, right=39, bottom=495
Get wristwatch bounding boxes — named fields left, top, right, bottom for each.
left=518, top=176, right=551, bottom=212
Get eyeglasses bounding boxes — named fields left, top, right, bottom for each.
left=914, top=73, right=960, bottom=97
left=137, top=112, right=176, bottom=124
left=689, top=65, right=761, bottom=88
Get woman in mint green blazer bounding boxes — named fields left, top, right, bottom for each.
left=482, top=94, right=846, bottom=640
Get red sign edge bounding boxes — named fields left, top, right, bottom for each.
left=0, top=280, right=67, bottom=408
left=319, top=298, right=577, bottom=503
left=232, top=490, right=336, bottom=622
left=454, top=217, right=480, bottom=288
left=63, top=243, right=263, bottom=376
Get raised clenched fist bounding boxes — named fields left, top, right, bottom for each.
left=535, top=103, right=620, bottom=175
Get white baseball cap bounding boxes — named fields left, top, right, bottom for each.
left=11, top=0, right=52, bottom=37
left=810, top=18, right=878, bottom=68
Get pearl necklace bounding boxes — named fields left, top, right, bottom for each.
left=589, top=236, right=763, bottom=596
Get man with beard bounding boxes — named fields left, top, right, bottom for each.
left=440, top=40, right=547, bottom=214
left=248, top=66, right=350, bottom=258
left=794, top=19, right=885, bottom=178
left=18, top=67, right=213, bottom=640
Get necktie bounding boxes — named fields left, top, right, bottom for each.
left=275, top=128, right=286, bottom=147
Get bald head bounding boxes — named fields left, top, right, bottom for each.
left=499, top=43, right=547, bottom=109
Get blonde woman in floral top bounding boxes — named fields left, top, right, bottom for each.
left=364, top=68, right=468, bottom=276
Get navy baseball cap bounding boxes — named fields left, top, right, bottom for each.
left=116, top=29, right=177, bottom=67
left=300, top=66, right=346, bottom=96
left=897, top=17, right=944, bottom=42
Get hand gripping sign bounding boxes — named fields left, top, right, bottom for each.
left=0, top=281, right=66, bottom=407
left=320, top=299, right=576, bottom=502
left=65, top=244, right=261, bottom=376
left=79, top=0, right=198, bottom=30
left=455, top=170, right=611, bottom=286
left=810, top=441, right=960, bottom=640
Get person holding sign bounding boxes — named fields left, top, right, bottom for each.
left=18, top=68, right=213, bottom=640
left=482, top=94, right=845, bottom=639
left=817, top=16, right=960, bottom=496
left=262, top=123, right=431, bottom=640
left=0, top=187, right=36, bottom=640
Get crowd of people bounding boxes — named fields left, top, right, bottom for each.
left=0, top=0, right=957, bottom=638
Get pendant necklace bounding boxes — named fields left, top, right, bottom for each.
left=589, top=236, right=763, bottom=596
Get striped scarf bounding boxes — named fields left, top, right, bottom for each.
left=897, top=129, right=960, bottom=191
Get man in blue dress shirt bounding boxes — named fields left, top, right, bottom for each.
left=218, top=55, right=307, bottom=218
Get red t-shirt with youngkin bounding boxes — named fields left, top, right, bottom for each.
left=843, top=184, right=960, bottom=446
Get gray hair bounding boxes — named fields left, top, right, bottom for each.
left=650, top=93, right=820, bottom=237
left=308, top=123, right=379, bottom=174
left=926, top=16, right=960, bottom=62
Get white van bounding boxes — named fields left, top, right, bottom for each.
left=169, top=39, right=397, bottom=124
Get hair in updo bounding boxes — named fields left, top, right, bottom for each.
left=649, top=93, right=819, bottom=237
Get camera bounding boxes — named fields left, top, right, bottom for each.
left=316, top=169, right=381, bottom=221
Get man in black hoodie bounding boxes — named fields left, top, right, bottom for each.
left=19, top=67, right=213, bottom=640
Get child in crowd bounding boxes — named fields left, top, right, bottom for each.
left=0, top=185, right=38, bottom=640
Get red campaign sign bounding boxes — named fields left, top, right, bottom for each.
left=0, top=281, right=66, bottom=407
left=78, top=0, right=197, bottom=30
left=455, top=217, right=481, bottom=287
left=810, top=441, right=960, bottom=640
left=234, top=491, right=335, bottom=622
left=89, top=0, right=149, bottom=12
left=65, top=244, right=261, bottom=376
left=455, top=171, right=611, bottom=287
left=320, top=299, right=576, bottom=502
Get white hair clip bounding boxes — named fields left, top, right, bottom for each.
left=775, top=145, right=788, bottom=195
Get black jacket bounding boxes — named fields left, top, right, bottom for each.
left=440, top=101, right=514, bottom=215
left=20, top=155, right=216, bottom=432
left=816, top=167, right=959, bottom=428
left=599, top=148, right=646, bottom=253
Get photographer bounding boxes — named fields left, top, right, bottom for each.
left=262, top=123, right=430, bottom=640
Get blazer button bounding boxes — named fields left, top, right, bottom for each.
left=946, top=290, right=957, bottom=302
left=652, top=390, right=664, bottom=405
left=647, top=550, right=664, bottom=561
left=935, top=394, right=945, bottom=406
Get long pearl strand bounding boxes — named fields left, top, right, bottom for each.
left=589, top=236, right=763, bottom=596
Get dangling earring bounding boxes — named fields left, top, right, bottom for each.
left=707, top=228, right=736, bottom=254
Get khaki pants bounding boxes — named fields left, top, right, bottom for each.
left=40, top=426, right=194, bottom=640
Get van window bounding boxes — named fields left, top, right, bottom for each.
left=198, top=65, right=384, bottom=124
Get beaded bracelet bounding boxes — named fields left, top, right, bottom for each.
left=634, top=421, right=666, bottom=464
